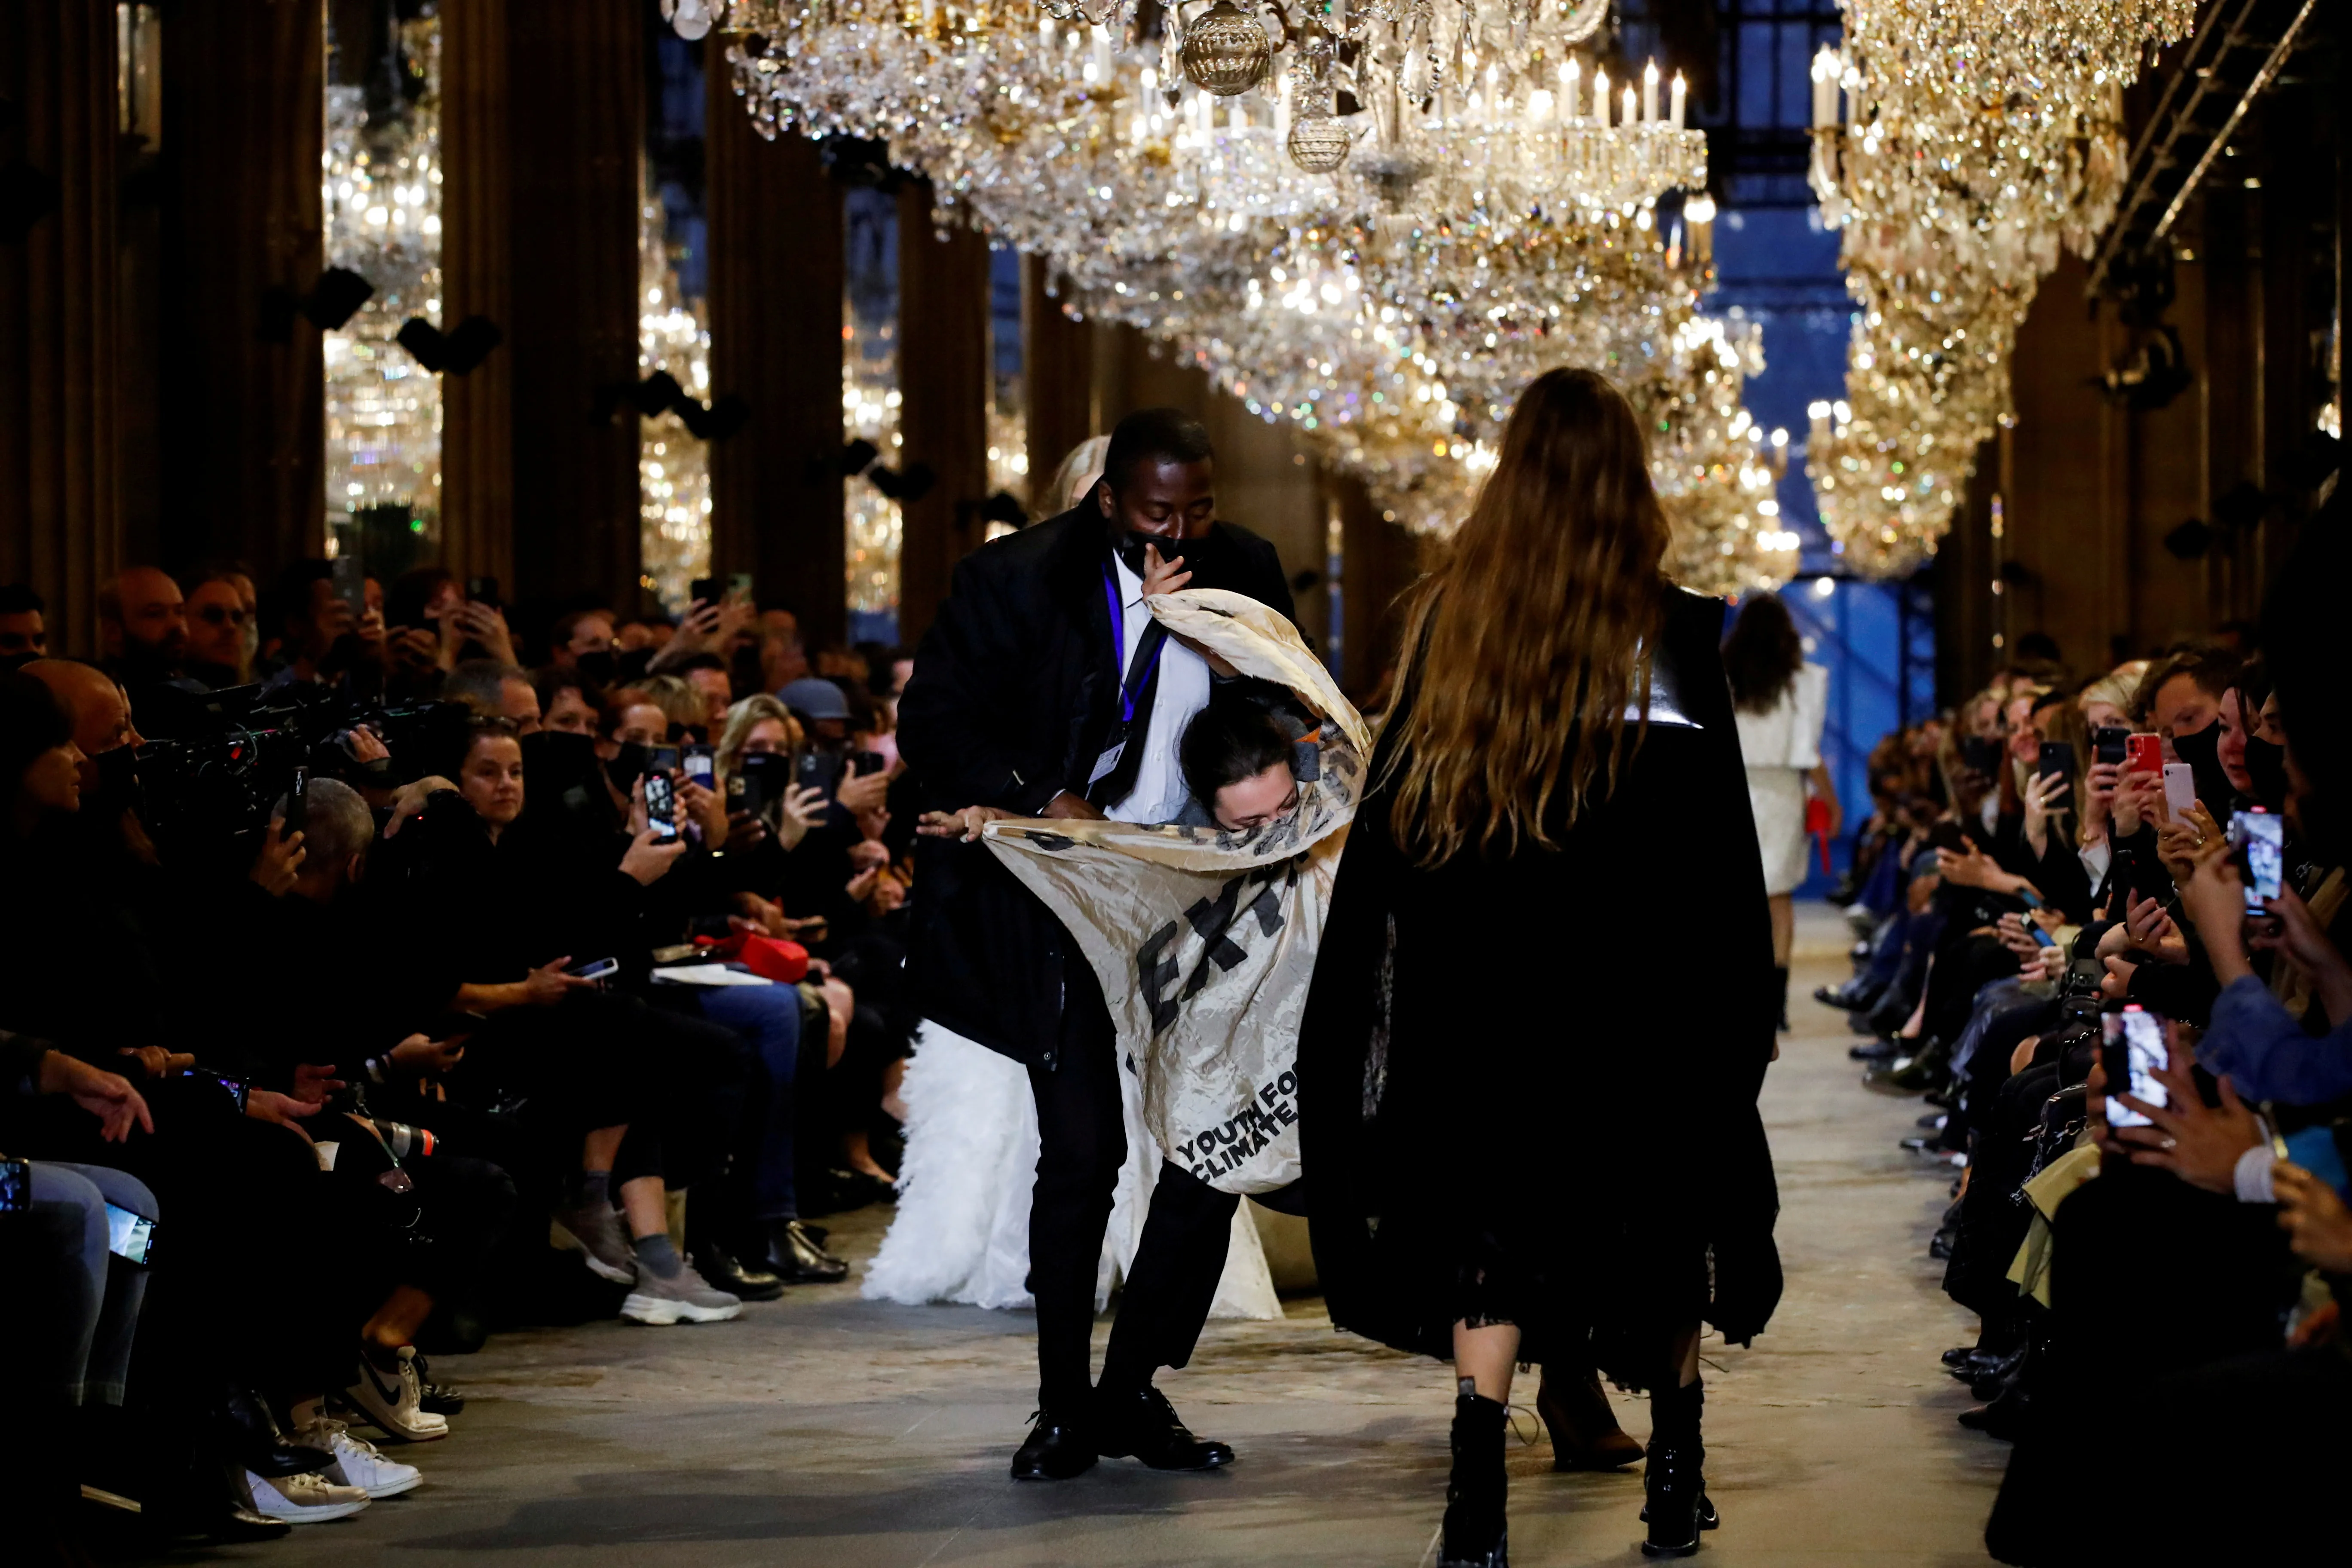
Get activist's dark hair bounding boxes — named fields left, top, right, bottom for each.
left=1180, top=694, right=1293, bottom=813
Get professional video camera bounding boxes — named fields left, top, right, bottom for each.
left=127, top=681, right=469, bottom=858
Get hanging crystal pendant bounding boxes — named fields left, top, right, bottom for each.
left=1180, top=0, right=1273, bottom=98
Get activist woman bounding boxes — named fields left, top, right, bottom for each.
left=1298, top=367, right=1782, bottom=1564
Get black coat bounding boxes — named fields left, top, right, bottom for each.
left=1297, top=585, right=1783, bottom=1383
left=897, top=503, right=1294, bottom=1067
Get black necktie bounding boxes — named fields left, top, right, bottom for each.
left=1086, top=618, right=1169, bottom=809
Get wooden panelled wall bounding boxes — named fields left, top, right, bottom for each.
left=1936, top=80, right=2344, bottom=699
left=3, top=5, right=1418, bottom=680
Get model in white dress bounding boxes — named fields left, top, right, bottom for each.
left=1734, top=662, right=1831, bottom=897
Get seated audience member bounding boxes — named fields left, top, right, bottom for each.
left=99, top=567, right=192, bottom=704
left=258, top=558, right=389, bottom=699
left=1, top=1029, right=159, bottom=1559
left=444, top=658, right=543, bottom=733
left=668, top=650, right=734, bottom=731
left=0, top=581, right=46, bottom=658
left=181, top=564, right=259, bottom=689
left=536, top=665, right=600, bottom=735
left=548, top=607, right=619, bottom=688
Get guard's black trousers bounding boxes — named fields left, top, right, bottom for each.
left=1026, top=955, right=1240, bottom=1413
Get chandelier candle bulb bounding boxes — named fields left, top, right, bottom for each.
left=1592, top=65, right=1608, bottom=127
left=1623, top=84, right=1635, bottom=128
left=1562, top=59, right=1580, bottom=123
left=1670, top=71, right=1686, bottom=130
left=1811, top=46, right=1838, bottom=129
left=1643, top=61, right=1658, bottom=123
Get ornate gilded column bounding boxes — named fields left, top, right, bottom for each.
left=159, top=0, right=326, bottom=574
left=0, top=0, right=122, bottom=655
left=707, top=103, right=847, bottom=648
left=437, top=0, right=514, bottom=591
left=503, top=0, right=643, bottom=612
left=894, top=180, right=989, bottom=647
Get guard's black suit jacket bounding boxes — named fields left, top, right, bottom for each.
left=897, top=500, right=1294, bottom=1068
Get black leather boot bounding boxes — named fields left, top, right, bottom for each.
left=1642, top=1381, right=1714, bottom=1558
left=1773, top=965, right=1791, bottom=1032
left=1439, top=1381, right=1510, bottom=1568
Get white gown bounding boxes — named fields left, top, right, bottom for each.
left=861, top=1021, right=1283, bottom=1320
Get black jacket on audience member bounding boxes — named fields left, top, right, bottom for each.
left=897, top=501, right=1295, bottom=1067
left=1298, top=585, right=1783, bottom=1385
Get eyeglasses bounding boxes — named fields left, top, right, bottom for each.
left=195, top=604, right=251, bottom=626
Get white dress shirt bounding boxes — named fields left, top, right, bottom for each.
left=1104, top=551, right=1212, bottom=824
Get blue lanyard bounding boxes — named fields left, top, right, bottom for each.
left=1102, top=565, right=1167, bottom=727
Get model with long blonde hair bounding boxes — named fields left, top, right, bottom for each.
left=1301, top=367, right=1782, bottom=1565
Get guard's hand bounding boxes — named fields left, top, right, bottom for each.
left=1141, top=542, right=1193, bottom=600
left=919, top=805, right=1011, bottom=842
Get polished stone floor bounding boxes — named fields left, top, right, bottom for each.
left=229, top=905, right=2008, bottom=1565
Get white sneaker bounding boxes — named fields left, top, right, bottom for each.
left=299, top=1415, right=423, bottom=1498
left=244, top=1468, right=372, bottom=1523
left=620, top=1261, right=743, bottom=1325
left=343, top=1347, right=450, bottom=1442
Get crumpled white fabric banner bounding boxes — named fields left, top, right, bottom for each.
left=983, top=589, right=1367, bottom=1195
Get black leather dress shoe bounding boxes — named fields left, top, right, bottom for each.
left=1095, top=1385, right=1234, bottom=1471
left=694, top=1246, right=786, bottom=1302
left=756, top=1219, right=850, bottom=1283
left=1010, top=1412, right=1097, bottom=1481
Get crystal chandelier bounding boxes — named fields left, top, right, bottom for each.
left=1804, top=0, right=2196, bottom=573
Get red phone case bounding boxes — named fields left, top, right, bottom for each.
left=2124, top=734, right=2162, bottom=774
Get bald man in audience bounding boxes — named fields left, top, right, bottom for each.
left=98, top=567, right=189, bottom=686
left=22, top=658, right=144, bottom=796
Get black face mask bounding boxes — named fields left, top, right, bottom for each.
left=2170, top=721, right=2236, bottom=815
left=1114, top=530, right=1180, bottom=580
left=2242, top=735, right=2289, bottom=812
left=573, top=650, right=619, bottom=690
left=602, top=739, right=648, bottom=794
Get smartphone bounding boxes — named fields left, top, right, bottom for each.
left=567, top=956, right=620, bottom=981
left=852, top=750, right=887, bottom=778
left=2036, top=741, right=2076, bottom=793
left=2029, top=924, right=2057, bottom=949
left=689, top=576, right=720, bottom=607
left=2124, top=733, right=2163, bottom=774
left=1959, top=736, right=2002, bottom=776
left=647, top=744, right=682, bottom=776
left=283, top=766, right=309, bottom=839
left=683, top=745, right=716, bottom=787
left=104, top=1201, right=157, bottom=1265
left=465, top=576, right=501, bottom=609
left=734, top=750, right=790, bottom=816
left=643, top=769, right=680, bottom=841
left=0, top=1155, right=27, bottom=1215
left=2101, top=1006, right=2168, bottom=1129
left=183, top=1068, right=250, bottom=1115
left=329, top=555, right=368, bottom=619
left=2230, top=808, right=2285, bottom=913
left=2093, top=726, right=2132, bottom=767
left=2162, top=762, right=2198, bottom=818
left=796, top=750, right=844, bottom=799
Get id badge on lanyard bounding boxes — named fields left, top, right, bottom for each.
left=1089, top=566, right=1165, bottom=787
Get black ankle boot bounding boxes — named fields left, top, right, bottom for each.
left=1642, top=1381, right=1713, bottom=1558
left=1773, top=965, right=1791, bottom=1032
left=1439, top=1381, right=1509, bottom=1568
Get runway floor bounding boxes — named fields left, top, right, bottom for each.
left=226, top=904, right=2009, bottom=1566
